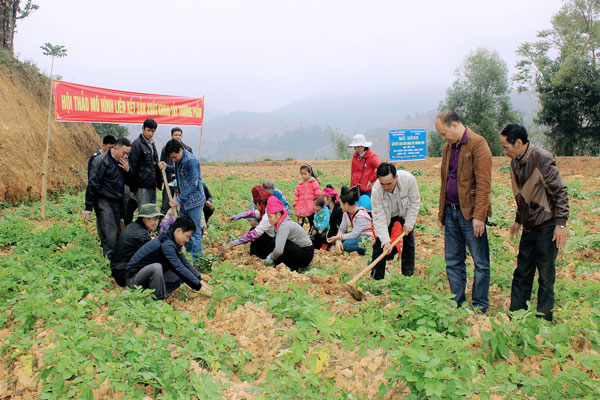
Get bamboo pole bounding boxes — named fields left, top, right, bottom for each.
left=197, top=125, right=203, bottom=157
left=40, top=56, right=55, bottom=220
left=197, top=96, right=204, bottom=158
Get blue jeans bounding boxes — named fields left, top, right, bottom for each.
left=343, top=237, right=371, bottom=255
left=444, top=205, right=490, bottom=310
left=181, top=204, right=204, bottom=260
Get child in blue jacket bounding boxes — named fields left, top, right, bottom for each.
left=310, top=196, right=330, bottom=249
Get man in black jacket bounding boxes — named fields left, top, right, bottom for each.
left=129, top=118, right=162, bottom=207
left=88, top=135, right=116, bottom=178
left=83, top=137, right=132, bottom=260
left=126, top=215, right=210, bottom=299
left=110, top=203, right=162, bottom=287
left=160, top=127, right=193, bottom=214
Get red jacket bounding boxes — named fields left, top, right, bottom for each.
left=293, top=178, right=322, bottom=217
left=350, top=149, right=381, bottom=191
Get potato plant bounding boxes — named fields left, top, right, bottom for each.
left=1, top=159, right=599, bottom=399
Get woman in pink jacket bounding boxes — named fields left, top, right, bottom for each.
left=293, top=164, right=322, bottom=229
left=348, top=134, right=381, bottom=197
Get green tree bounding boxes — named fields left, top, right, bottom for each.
left=92, top=123, right=129, bottom=140
left=0, top=0, right=38, bottom=52
left=427, top=130, right=445, bottom=157
left=440, top=48, right=521, bottom=156
left=514, top=0, right=600, bottom=156
left=329, top=128, right=353, bottom=160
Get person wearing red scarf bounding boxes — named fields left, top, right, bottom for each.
left=265, top=197, right=314, bottom=271
left=223, top=186, right=275, bottom=259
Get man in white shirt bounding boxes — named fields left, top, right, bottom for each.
left=370, top=163, right=420, bottom=279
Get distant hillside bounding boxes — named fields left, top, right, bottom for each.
left=0, top=49, right=99, bottom=202
left=270, top=89, right=443, bottom=132
left=120, top=90, right=542, bottom=162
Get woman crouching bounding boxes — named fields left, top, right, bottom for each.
left=265, top=196, right=314, bottom=271
left=326, top=186, right=374, bottom=255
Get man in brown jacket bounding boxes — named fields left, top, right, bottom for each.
left=500, top=124, right=568, bottom=321
left=436, top=110, right=492, bottom=312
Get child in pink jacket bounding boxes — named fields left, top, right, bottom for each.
left=293, top=164, right=322, bottom=229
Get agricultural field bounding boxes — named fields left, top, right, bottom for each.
left=1, top=157, right=599, bottom=400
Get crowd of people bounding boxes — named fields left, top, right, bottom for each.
left=84, top=110, right=570, bottom=321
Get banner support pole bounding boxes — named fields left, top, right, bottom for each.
left=197, top=96, right=204, bottom=158
left=41, top=58, right=55, bottom=220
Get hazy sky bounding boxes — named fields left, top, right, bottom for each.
left=14, top=0, right=564, bottom=114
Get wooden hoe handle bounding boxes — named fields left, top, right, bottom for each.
left=346, top=232, right=406, bottom=286
left=161, top=168, right=174, bottom=202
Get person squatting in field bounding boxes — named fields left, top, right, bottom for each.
left=247, top=178, right=289, bottom=227
left=500, top=124, right=569, bottom=322
left=158, top=139, right=206, bottom=261
left=310, top=196, right=330, bottom=249
left=326, top=186, right=374, bottom=255
left=84, top=137, right=132, bottom=261
left=126, top=215, right=210, bottom=300
left=223, top=185, right=276, bottom=259
left=370, top=162, right=420, bottom=279
left=262, top=179, right=289, bottom=210
left=294, top=164, right=321, bottom=229
left=322, top=185, right=343, bottom=249
left=265, top=196, right=314, bottom=271
left=110, top=203, right=162, bottom=287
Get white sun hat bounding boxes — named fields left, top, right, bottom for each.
left=347, top=134, right=372, bottom=148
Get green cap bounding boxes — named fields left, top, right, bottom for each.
left=137, top=203, right=163, bottom=219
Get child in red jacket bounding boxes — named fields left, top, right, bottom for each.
left=293, top=164, right=322, bottom=228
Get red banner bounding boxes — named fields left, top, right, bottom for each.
left=53, top=80, right=204, bottom=126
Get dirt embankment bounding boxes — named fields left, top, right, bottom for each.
left=0, top=50, right=99, bottom=202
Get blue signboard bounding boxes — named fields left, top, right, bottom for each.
left=388, top=129, right=427, bottom=161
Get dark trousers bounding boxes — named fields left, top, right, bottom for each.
left=509, top=225, right=558, bottom=321
left=204, top=202, right=215, bottom=223
left=160, top=186, right=175, bottom=214
left=95, top=198, right=121, bottom=261
left=298, top=214, right=314, bottom=229
left=250, top=234, right=275, bottom=259
left=162, top=186, right=215, bottom=224
left=111, top=268, right=127, bottom=288
left=136, top=187, right=156, bottom=207
left=126, top=263, right=182, bottom=300
left=123, top=185, right=137, bottom=226
left=310, top=229, right=328, bottom=249
left=371, top=216, right=415, bottom=280
left=275, top=243, right=314, bottom=272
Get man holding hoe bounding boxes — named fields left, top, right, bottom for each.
left=158, top=139, right=205, bottom=261
left=370, top=162, right=420, bottom=279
